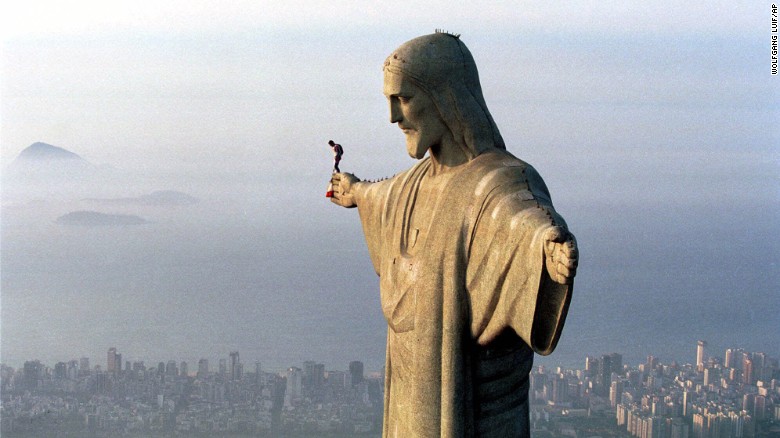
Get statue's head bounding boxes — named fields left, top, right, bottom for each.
left=383, top=32, right=505, bottom=160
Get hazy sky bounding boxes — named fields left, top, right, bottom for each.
left=1, top=2, right=778, bottom=371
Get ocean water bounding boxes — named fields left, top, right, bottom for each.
left=2, top=183, right=778, bottom=373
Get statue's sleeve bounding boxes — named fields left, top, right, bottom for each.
left=356, top=178, right=396, bottom=276
left=465, top=166, right=572, bottom=355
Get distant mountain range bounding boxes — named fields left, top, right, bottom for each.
left=3, top=141, right=97, bottom=184
left=8, top=142, right=94, bottom=171
left=14, top=142, right=86, bottom=162
left=4, top=143, right=199, bottom=226
left=56, top=211, right=149, bottom=227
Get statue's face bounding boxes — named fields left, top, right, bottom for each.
left=383, top=70, right=448, bottom=160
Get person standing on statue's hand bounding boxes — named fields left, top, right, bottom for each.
left=328, top=140, right=343, bottom=172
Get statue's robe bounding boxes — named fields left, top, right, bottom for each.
left=355, top=150, right=573, bottom=437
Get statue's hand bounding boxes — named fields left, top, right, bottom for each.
left=543, top=227, right=578, bottom=285
left=330, top=172, right=360, bottom=208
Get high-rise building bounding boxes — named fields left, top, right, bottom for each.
left=219, top=359, right=227, bottom=377
left=166, top=360, right=178, bottom=376
left=743, top=359, right=754, bottom=385
left=645, top=416, right=664, bottom=438
left=349, top=361, right=364, bottom=386
left=669, top=417, right=689, bottom=438
left=753, top=352, right=767, bottom=374
left=95, top=372, right=108, bottom=393
left=230, top=351, right=241, bottom=381
left=616, top=403, right=629, bottom=427
left=327, top=370, right=346, bottom=389
left=23, top=360, right=43, bottom=390
left=729, top=411, right=745, bottom=437
left=80, top=357, right=90, bottom=374
left=255, top=361, right=263, bottom=385
left=531, top=369, right=548, bottom=397
left=67, top=360, right=79, bottom=380
left=552, top=374, right=569, bottom=405
left=627, top=370, right=641, bottom=388
left=609, top=353, right=623, bottom=376
left=696, top=341, right=707, bottom=372
left=725, top=348, right=736, bottom=369
left=585, top=356, right=597, bottom=378
left=303, top=361, right=325, bottom=389
left=303, top=361, right=316, bottom=387
left=198, top=359, right=209, bottom=377
left=598, top=354, right=612, bottom=395
left=692, top=413, right=706, bottom=438
left=313, top=363, right=325, bottom=388
left=54, top=362, right=67, bottom=380
left=646, top=355, right=659, bottom=371
left=107, top=348, right=118, bottom=374
left=754, top=395, right=766, bottom=421
left=609, top=380, right=624, bottom=408
left=180, top=361, right=188, bottom=377
left=703, top=367, right=720, bottom=387
left=726, top=348, right=746, bottom=371
left=285, top=367, right=302, bottom=407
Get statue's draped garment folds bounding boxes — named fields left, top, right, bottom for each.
left=355, top=150, right=572, bottom=437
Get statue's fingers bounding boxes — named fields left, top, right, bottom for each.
left=559, top=254, right=577, bottom=270
left=551, top=270, right=568, bottom=285
left=567, top=239, right=578, bottom=258
left=560, top=245, right=578, bottom=266
left=544, top=226, right=567, bottom=243
left=545, top=239, right=557, bottom=257
left=556, top=263, right=572, bottom=279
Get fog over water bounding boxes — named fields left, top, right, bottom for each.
left=2, top=3, right=778, bottom=372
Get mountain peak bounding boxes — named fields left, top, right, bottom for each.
left=16, top=142, right=84, bottom=161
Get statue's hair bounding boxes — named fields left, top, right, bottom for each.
left=383, top=33, right=505, bottom=159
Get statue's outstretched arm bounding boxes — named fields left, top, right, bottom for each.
left=329, top=173, right=369, bottom=208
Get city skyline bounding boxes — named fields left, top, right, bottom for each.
left=3, top=341, right=778, bottom=437
left=4, top=330, right=778, bottom=374
left=5, top=338, right=776, bottom=376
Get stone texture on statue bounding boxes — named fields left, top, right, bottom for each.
left=329, top=32, right=578, bottom=438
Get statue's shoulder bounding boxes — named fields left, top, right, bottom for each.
left=469, top=150, right=552, bottom=203
left=470, top=150, right=536, bottom=183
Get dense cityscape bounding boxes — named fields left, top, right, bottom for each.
left=1, top=342, right=778, bottom=437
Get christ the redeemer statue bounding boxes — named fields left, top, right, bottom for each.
left=329, top=32, right=578, bottom=438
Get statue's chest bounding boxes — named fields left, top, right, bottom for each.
left=379, top=251, right=426, bottom=333
left=379, top=201, right=466, bottom=334
left=378, top=197, right=449, bottom=333
left=377, top=166, right=480, bottom=333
